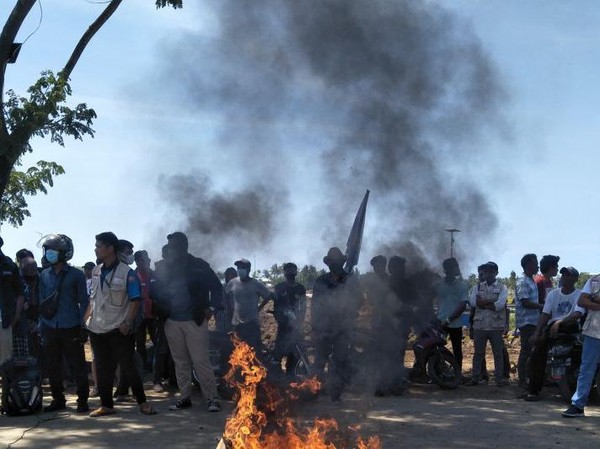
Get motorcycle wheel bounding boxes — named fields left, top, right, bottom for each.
left=557, top=365, right=579, bottom=403
left=427, top=350, right=460, bottom=390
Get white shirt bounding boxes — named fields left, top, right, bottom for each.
left=581, top=276, right=600, bottom=339
left=542, top=288, right=584, bottom=324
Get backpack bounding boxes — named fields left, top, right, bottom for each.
left=1, top=356, right=43, bottom=416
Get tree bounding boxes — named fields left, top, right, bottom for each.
left=0, top=0, right=182, bottom=225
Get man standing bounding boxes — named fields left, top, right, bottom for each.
left=534, top=255, right=560, bottom=305
left=525, top=267, right=583, bottom=401
left=225, top=258, right=275, bottom=351
left=134, top=250, right=157, bottom=372
left=38, top=234, right=89, bottom=413
left=85, top=232, right=155, bottom=417
left=311, top=247, right=361, bottom=402
left=273, top=262, right=307, bottom=373
left=436, top=257, right=469, bottom=376
left=562, top=272, right=600, bottom=417
left=155, top=232, right=222, bottom=412
left=215, top=267, right=238, bottom=334
left=515, top=253, right=543, bottom=388
left=0, top=237, right=24, bottom=367
left=466, top=261, right=508, bottom=386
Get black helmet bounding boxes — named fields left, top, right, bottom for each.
left=42, top=234, right=74, bottom=262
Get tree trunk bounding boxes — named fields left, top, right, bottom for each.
left=0, top=138, right=18, bottom=205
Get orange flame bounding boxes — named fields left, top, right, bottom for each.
left=222, top=336, right=382, bottom=449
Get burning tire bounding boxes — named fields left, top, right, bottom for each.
left=427, top=350, right=460, bottom=389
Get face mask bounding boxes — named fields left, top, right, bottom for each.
left=120, top=253, right=134, bottom=265
left=45, top=249, right=60, bottom=265
left=237, top=268, right=249, bottom=279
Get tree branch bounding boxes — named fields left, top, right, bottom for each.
left=61, top=0, right=124, bottom=80
left=0, top=0, right=37, bottom=137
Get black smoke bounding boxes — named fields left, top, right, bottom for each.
left=157, top=0, right=507, bottom=271
left=159, top=171, right=287, bottom=268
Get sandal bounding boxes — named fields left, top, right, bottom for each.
left=140, top=403, right=157, bottom=415
left=523, top=393, right=541, bottom=402
left=89, top=406, right=116, bottom=417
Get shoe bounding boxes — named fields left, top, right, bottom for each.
left=169, top=397, right=192, bottom=411
left=153, top=383, right=165, bottom=393
left=89, top=406, right=116, bottom=417
left=464, top=379, right=482, bottom=387
left=76, top=402, right=90, bottom=413
left=44, top=400, right=66, bottom=412
left=496, top=380, right=509, bottom=387
left=562, top=405, right=584, bottom=418
left=523, top=393, right=541, bottom=402
left=140, top=403, right=157, bottom=415
left=207, top=398, right=221, bottom=412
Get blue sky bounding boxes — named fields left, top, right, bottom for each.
left=1, top=0, right=599, bottom=277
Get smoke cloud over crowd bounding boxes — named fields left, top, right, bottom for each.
left=156, top=0, right=507, bottom=271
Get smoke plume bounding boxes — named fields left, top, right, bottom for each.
left=157, top=0, right=507, bottom=271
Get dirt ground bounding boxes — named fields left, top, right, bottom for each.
left=5, top=306, right=595, bottom=449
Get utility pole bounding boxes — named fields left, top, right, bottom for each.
left=445, top=228, right=460, bottom=258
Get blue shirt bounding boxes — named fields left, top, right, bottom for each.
left=515, top=275, right=540, bottom=328
left=436, top=279, right=469, bottom=328
left=99, top=264, right=141, bottom=301
left=39, top=265, right=89, bottom=329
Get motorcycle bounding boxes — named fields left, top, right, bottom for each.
left=409, top=320, right=461, bottom=389
left=546, top=332, right=583, bottom=402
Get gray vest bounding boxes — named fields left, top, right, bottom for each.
left=86, top=262, right=131, bottom=334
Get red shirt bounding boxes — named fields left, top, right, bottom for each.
left=534, top=274, right=553, bottom=305
left=136, top=268, right=154, bottom=319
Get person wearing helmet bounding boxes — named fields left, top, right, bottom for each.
left=38, top=233, right=90, bottom=413
left=311, top=247, right=361, bottom=402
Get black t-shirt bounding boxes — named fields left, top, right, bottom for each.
left=273, top=281, right=306, bottom=315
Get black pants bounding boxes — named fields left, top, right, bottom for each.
left=153, top=319, right=175, bottom=384
left=41, top=325, right=89, bottom=404
left=233, top=321, right=261, bottom=352
left=443, top=326, right=464, bottom=372
left=90, top=329, right=146, bottom=408
left=135, top=318, right=157, bottom=367
left=314, top=330, right=352, bottom=400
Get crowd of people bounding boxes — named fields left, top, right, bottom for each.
left=1, top=232, right=600, bottom=421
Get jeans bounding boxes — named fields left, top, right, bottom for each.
left=571, top=335, right=600, bottom=409
left=518, top=325, right=536, bottom=383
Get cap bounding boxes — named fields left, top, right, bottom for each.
left=560, top=266, right=579, bottom=278
left=234, top=258, right=251, bottom=268
left=323, top=247, right=346, bottom=265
